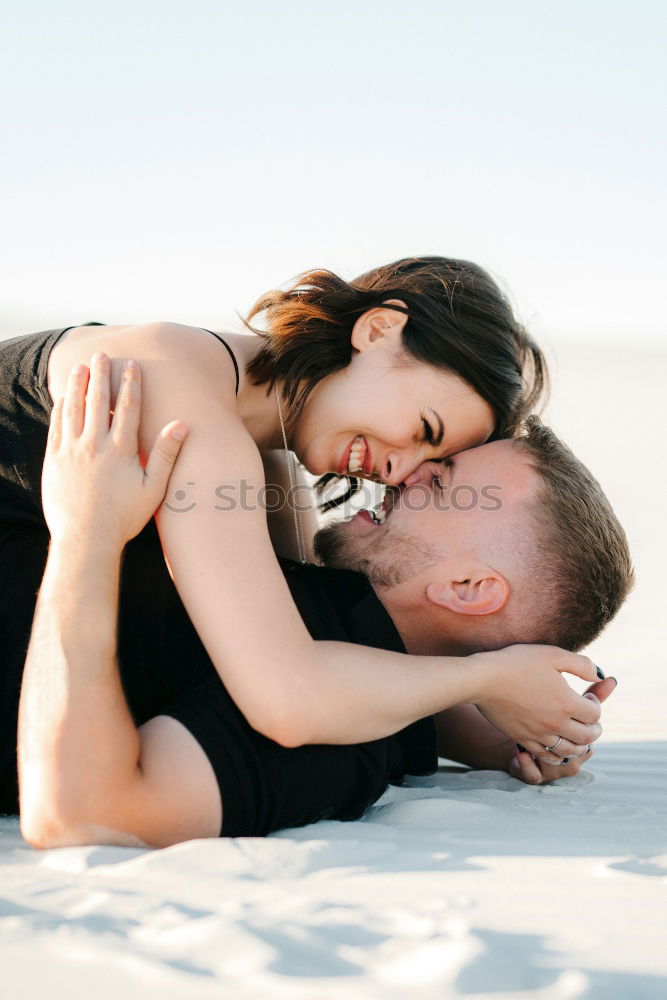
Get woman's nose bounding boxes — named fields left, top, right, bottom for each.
left=380, top=451, right=419, bottom=487
left=380, top=453, right=402, bottom=486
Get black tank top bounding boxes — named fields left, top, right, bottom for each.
left=0, top=324, right=240, bottom=528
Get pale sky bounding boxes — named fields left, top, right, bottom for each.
left=2, top=0, right=665, bottom=348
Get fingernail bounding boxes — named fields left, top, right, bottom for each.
left=562, top=757, right=571, bottom=763
left=72, top=363, right=86, bottom=375
left=609, top=676, right=618, bottom=688
left=595, top=664, right=606, bottom=680
left=170, top=423, right=187, bottom=441
left=517, top=744, right=527, bottom=753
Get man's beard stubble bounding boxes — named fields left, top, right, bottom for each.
left=313, top=519, right=438, bottom=589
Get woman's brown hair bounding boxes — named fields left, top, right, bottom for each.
left=244, top=256, right=548, bottom=504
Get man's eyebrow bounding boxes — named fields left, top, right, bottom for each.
left=430, top=409, right=445, bottom=447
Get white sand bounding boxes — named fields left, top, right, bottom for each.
left=2, top=346, right=666, bottom=997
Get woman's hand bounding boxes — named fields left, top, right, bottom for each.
left=42, top=353, right=187, bottom=548
left=471, top=644, right=603, bottom=760
left=507, top=677, right=617, bottom=784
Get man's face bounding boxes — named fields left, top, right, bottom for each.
left=313, top=439, right=539, bottom=590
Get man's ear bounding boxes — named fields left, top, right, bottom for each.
left=350, top=299, right=408, bottom=352
left=426, top=569, right=510, bottom=617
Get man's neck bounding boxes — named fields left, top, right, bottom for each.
left=370, top=581, right=467, bottom=657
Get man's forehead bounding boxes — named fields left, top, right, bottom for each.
left=457, top=439, right=536, bottom=495
left=458, top=437, right=515, bottom=466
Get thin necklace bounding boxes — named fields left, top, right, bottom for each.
left=275, top=385, right=307, bottom=564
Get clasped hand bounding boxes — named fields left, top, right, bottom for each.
left=472, top=643, right=609, bottom=762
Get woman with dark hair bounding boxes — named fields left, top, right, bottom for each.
left=1, top=255, right=594, bottom=801
left=245, top=257, right=546, bottom=517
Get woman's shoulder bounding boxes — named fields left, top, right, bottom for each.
left=49, top=322, right=240, bottom=406
left=132, top=322, right=240, bottom=383
left=54, top=321, right=231, bottom=363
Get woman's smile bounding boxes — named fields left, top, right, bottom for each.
left=339, top=435, right=373, bottom=476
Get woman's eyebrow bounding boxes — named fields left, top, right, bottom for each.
left=430, top=409, right=445, bottom=447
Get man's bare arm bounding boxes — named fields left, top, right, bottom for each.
left=19, top=536, right=142, bottom=845
left=435, top=704, right=517, bottom=771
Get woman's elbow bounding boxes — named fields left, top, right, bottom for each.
left=225, top=650, right=324, bottom=747
left=248, top=700, right=313, bottom=748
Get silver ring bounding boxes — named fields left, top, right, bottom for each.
left=544, top=736, right=563, bottom=753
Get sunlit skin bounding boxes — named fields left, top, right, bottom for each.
left=289, top=301, right=496, bottom=485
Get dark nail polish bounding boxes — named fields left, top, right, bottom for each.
left=609, top=676, right=618, bottom=687
left=595, top=664, right=606, bottom=680
left=517, top=744, right=527, bottom=753
left=562, top=757, right=571, bottom=763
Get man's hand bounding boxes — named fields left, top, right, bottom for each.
left=42, top=353, right=187, bottom=547
left=508, top=677, right=617, bottom=784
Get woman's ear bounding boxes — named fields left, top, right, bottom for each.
left=426, top=570, right=510, bottom=617
left=350, top=299, right=408, bottom=352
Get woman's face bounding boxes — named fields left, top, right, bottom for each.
left=290, top=303, right=496, bottom=485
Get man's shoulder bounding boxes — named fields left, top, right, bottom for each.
left=278, top=558, right=373, bottom=643
left=279, top=558, right=370, bottom=599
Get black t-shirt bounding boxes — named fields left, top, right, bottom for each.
left=0, top=327, right=437, bottom=831
left=159, top=557, right=438, bottom=837
left=110, top=527, right=437, bottom=837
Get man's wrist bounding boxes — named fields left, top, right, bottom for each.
left=41, top=532, right=124, bottom=659
left=46, top=532, right=124, bottom=594
left=49, top=530, right=125, bottom=563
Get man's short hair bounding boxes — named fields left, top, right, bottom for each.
left=515, top=416, right=634, bottom=651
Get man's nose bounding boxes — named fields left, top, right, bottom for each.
left=381, top=451, right=437, bottom=487
left=403, top=460, right=443, bottom=488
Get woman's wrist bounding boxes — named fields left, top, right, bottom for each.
left=463, top=650, right=499, bottom=709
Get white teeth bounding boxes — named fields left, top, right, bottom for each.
left=347, top=436, right=366, bottom=474
left=371, top=506, right=386, bottom=525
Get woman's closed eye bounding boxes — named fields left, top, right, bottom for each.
left=420, top=409, right=445, bottom=450
left=421, top=416, right=436, bottom=445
